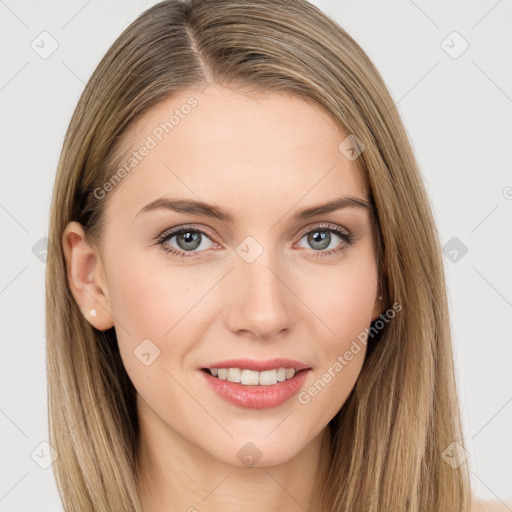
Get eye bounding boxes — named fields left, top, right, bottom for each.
left=155, top=223, right=354, bottom=259
left=296, top=223, right=354, bottom=257
left=156, top=226, right=215, bottom=258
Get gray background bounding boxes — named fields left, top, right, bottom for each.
left=1, top=0, right=511, bottom=510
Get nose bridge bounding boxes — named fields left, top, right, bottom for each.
left=225, top=238, right=293, bottom=338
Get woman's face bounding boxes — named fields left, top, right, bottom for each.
left=82, top=84, right=382, bottom=467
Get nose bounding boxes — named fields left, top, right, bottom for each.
left=224, top=250, right=295, bottom=340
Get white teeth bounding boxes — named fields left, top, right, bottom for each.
left=208, top=367, right=298, bottom=385
left=285, top=368, right=295, bottom=379
left=241, top=369, right=259, bottom=385
left=227, top=368, right=241, bottom=382
left=258, top=370, right=278, bottom=385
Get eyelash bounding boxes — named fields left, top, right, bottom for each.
left=154, top=223, right=354, bottom=259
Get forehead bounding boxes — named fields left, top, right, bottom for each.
left=104, top=85, right=369, bottom=221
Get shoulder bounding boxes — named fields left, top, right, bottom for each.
left=471, top=501, right=512, bottom=512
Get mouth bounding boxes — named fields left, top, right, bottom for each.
left=200, top=367, right=310, bottom=386
left=199, top=366, right=311, bottom=409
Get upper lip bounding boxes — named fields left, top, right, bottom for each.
left=201, top=358, right=311, bottom=372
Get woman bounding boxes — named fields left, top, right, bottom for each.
left=46, top=0, right=474, bottom=510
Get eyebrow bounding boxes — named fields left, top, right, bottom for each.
left=135, top=195, right=370, bottom=222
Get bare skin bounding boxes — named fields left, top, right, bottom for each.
left=62, top=84, right=385, bottom=511
left=471, top=501, right=512, bottom=512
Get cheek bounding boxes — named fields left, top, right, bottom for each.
left=105, top=250, right=223, bottom=377
left=106, top=254, right=211, bottom=416
left=294, top=255, right=377, bottom=420
left=324, top=270, right=376, bottom=341
left=106, top=250, right=203, bottom=338
left=301, top=252, right=378, bottom=348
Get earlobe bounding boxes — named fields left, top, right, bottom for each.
left=371, top=276, right=387, bottom=322
left=371, top=294, right=384, bottom=323
left=61, top=221, right=114, bottom=331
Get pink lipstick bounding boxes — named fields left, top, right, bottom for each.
left=198, top=358, right=311, bottom=409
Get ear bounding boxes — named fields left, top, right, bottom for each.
left=62, top=221, right=114, bottom=331
left=370, top=275, right=387, bottom=322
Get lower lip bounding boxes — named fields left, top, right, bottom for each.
left=199, top=369, right=310, bottom=409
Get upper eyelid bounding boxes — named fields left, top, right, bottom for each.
left=296, top=222, right=350, bottom=237
left=157, top=225, right=217, bottom=243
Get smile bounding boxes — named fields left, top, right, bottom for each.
left=199, top=368, right=311, bottom=409
left=204, top=367, right=299, bottom=385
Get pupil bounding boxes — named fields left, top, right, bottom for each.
left=309, top=230, right=330, bottom=250
left=177, top=231, right=201, bottom=250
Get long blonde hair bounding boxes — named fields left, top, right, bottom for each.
left=46, top=0, right=472, bottom=510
